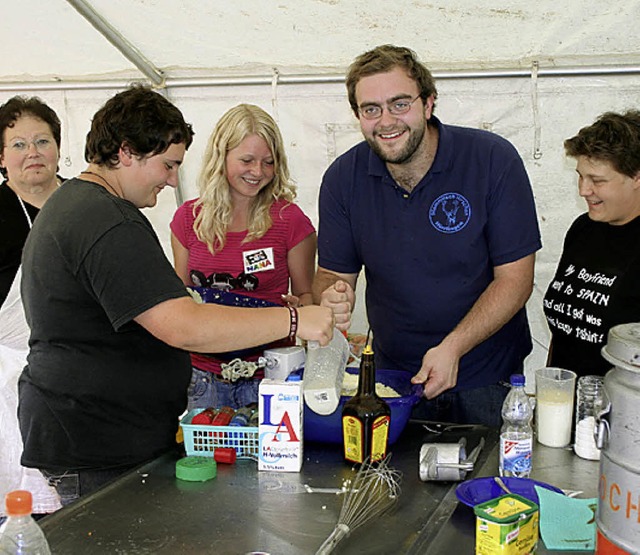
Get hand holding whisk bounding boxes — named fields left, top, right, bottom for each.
left=315, top=455, right=402, bottom=554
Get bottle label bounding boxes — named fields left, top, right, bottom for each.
left=342, top=415, right=390, bottom=464
left=343, top=416, right=364, bottom=463
left=500, top=436, right=532, bottom=474
left=371, top=415, right=390, bottom=462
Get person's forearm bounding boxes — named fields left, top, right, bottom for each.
left=312, top=268, right=340, bottom=304
left=137, top=297, right=333, bottom=352
left=312, top=267, right=356, bottom=304
left=138, top=297, right=292, bottom=353
left=439, top=255, right=535, bottom=359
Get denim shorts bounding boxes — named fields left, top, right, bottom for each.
left=187, top=367, right=260, bottom=411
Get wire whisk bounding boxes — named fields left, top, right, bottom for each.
left=315, top=455, right=402, bottom=554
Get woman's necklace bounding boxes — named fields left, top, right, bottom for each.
left=81, top=171, right=121, bottom=198
left=8, top=179, right=60, bottom=229
left=16, top=195, right=33, bottom=229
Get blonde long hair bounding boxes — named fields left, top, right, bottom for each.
left=193, top=104, right=296, bottom=253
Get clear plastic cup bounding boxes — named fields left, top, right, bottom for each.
left=534, top=367, right=577, bottom=448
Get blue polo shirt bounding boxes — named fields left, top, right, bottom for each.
left=317, top=116, right=541, bottom=389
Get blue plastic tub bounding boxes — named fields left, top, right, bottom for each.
left=303, top=368, right=422, bottom=445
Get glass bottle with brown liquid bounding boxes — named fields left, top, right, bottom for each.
left=341, top=344, right=391, bottom=464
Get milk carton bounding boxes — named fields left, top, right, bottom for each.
left=258, top=379, right=303, bottom=472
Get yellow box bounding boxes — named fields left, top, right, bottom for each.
left=474, top=494, right=539, bottom=554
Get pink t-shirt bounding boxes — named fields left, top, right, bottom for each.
left=170, top=198, right=315, bottom=373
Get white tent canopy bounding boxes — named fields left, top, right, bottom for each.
left=5, top=1, right=640, bottom=81
left=3, top=0, right=640, bottom=376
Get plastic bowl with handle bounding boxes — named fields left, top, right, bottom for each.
left=303, top=368, right=423, bottom=445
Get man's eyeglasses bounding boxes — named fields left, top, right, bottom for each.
left=358, top=95, right=422, bottom=120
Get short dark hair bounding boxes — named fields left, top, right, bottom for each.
left=85, top=84, right=194, bottom=167
left=564, top=110, right=640, bottom=178
left=346, top=44, right=438, bottom=118
left=0, top=96, right=61, bottom=179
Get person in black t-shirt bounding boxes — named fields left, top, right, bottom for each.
left=18, top=85, right=334, bottom=509
left=543, top=110, right=640, bottom=376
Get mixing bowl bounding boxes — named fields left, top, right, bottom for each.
left=304, top=368, right=422, bottom=445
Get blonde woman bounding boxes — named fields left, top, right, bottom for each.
left=171, top=104, right=316, bottom=410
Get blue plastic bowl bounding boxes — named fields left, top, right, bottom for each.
left=303, top=368, right=422, bottom=445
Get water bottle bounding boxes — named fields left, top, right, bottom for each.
left=499, top=374, right=533, bottom=478
left=0, top=490, right=51, bottom=554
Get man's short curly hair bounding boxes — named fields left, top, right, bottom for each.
left=85, top=84, right=194, bottom=167
left=564, top=110, right=640, bottom=178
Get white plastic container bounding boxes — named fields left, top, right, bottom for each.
left=303, top=328, right=349, bottom=416
left=263, top=345, right=306, bottom=380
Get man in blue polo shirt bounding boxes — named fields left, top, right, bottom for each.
left=312, top=45, right=541, bottom=427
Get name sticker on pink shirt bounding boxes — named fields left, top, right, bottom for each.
left=243, top=247, right=275, bottom=274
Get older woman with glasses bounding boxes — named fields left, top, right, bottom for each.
left=170, top=104, right=316, bottom=410
left=0, top=95, right=63, bottom=520
left=0, top=96, right=63, bottom=307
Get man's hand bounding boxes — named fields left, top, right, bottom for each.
left=411, top=343, right=461, bottom=399
left=320, top=280, right=354, bottom=332
left=410, top=254, right=536, bottom=399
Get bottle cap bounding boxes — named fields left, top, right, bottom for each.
left=510, top=374, right=525, bottom=387
left=214, top=447, right=237, bottom=464
left=5, top=490, right=33, bottom=516
left=175, top=456, right=217, bottom=482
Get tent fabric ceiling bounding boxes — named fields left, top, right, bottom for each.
left=4, top=0, right=640, bottom=84
left=2, top=0, right=639, bottom=376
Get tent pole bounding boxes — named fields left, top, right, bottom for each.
left=65, top=0, right=165, bottom=87
left=2, top=63, right=640, bottom=93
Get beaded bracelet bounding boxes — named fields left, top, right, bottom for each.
left=287, top=305, right=298, bottom=343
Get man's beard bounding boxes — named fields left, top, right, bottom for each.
left=366, top=120, right=427, bottom=165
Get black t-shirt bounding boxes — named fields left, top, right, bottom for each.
left=19, top=178, right=191, bottom=471
left=0, top=183, right=39, bottom=307
left=543, top=214, right=640, bottom=376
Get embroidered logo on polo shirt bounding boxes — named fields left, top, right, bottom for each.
left=428, top=192, right=471, bottom=234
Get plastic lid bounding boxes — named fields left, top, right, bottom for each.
left=175, top=456, right=217, bottom=482
left=5, top=490, right=33, bottom=516
left=509, top=374, right=525, bottom=387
